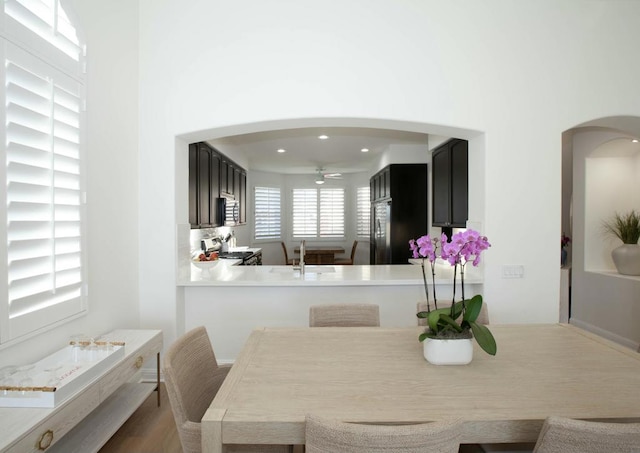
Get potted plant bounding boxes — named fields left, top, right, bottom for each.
left=409, top=229, right=496, bottom=365
left=603, top=210, right=640, bottom=276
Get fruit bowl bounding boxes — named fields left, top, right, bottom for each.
left=191, top=259, right=219, bottom=270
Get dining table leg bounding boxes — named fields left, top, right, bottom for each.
left=202, top=408, right=225, bottom=453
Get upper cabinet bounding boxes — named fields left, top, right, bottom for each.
left=432, top=138, right=468, bottom=228
left=188, top=142, right=247, bottom=229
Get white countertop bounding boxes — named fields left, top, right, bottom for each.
left=178, top=259, right=483, bottom=287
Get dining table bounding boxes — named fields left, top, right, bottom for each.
left=201, top=324, right=640, bottom=452
left=293, top=245, right=345, bottom=264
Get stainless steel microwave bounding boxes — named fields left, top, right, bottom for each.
left=216, top=194, right=239, bottom=226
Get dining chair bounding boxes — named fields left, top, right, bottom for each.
left=163, top=326, right=292, bottom=453
left=305, top=414, right=461, bottom=453
left=417, top=301, right=490, bottom=326
left=309, top=303, right=380, bottom=327
left=335, top=240, right=358, bottom=265
left=281, top=241, right=294, bottom=265
left=532, top=416, right=640, bottom=453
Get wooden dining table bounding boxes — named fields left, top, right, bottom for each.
left=293, top=245, right=345, bottom=264
left=202, top=325, right=640, bottom=452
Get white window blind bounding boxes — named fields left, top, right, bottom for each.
left=3, top=28, right=85, bottom=343
left=356, top=186, right=370, bottom=237
left=292, top=189, right=317, bottom=238
left=4, top=0, right=82, bottom=61
left=292, top=188, right=344, bottom=239
left=254, top=187, right=281, bottom=240
left=319, top=188, right=344, bottom=238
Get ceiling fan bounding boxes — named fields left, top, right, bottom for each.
left=315, top=168, right=342, bottom=185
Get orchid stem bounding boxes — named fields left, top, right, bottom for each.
left=421, top=259, right=430, bottom=312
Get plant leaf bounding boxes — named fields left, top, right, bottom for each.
left=463, top=295, right=483, bottom=323
left=418, top=332, right=429, bottom=342
left=470, top=321, right=497, bottom=356
left=438, top=314, right=463, bottom=333
left=416, top=311, right=429, bottom=319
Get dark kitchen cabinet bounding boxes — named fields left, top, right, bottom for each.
left=432, top=138, right=468, bottom=229
left=188, top=142, right=247, bottom=228
left=370, top=164, right=428, bottom=264
left=189, top=142, right=219, bottom=227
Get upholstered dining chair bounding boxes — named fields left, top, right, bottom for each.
left=335, top=240, right=358, bottom=265
left=309, top=303, right=380, bottom=327
left=305, top=414, right=461, bottom=453
left=163, top=326, right=292, bottom=453
left=281, top=241, right=294, bottom=265
left=417, top=301, right=490, bottom=326
left=532, top=416, right=640, bottom=453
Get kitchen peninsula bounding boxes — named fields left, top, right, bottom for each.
left=177, top=259, right=483, bottom=362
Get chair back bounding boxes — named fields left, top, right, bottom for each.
left=309, top=303, right=380, bottom=327
left=417, top=300, right=489, bottom=326
left=350, top=240, right=358, bottom=260
left=305, top=414, right=461, bottom=453
left=533, top=416, right=640, bottom=453
left=163, top=326, right=226, bottom=453
left=335, top=240, right=358, bottom=265
left=281, top=241, right=292, bottom=265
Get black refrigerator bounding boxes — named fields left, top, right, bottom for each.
left=370, top=164, right=428, bottom=264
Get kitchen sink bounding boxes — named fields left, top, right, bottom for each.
left=269, top=266, right=336, bottom=274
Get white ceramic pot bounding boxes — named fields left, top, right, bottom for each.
left=423, top=337, right=473, bottom=365
left=611, top=244, right=640, bottom=276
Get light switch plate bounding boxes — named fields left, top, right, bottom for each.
left=502, top=265, right=524, bottom=278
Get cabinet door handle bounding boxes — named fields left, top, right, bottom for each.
left=37, top=429, right=54, bottom=450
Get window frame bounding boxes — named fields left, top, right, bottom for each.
left=254, top=186, right=282, bottom=241
left=0, top=0, right=87, bottom=347
left=291, top=187, right=345, bottom=240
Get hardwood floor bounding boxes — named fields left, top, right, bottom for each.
left=99, top=383, right=181, bottom=453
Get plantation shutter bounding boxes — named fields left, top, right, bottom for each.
left=319, top=188, right=344, bottom=238
left=5, top=42, right=85, bottom=341
left=356, top=186, right=370, bottom=237
left=292, top=189, right=317, bottom=238
left=254, top=187, right=281, bottom=240
left=4, top=0, right=82, bottom=63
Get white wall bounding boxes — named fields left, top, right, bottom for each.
left=138, top=0, right=640, bottom=349
left=0, top=0, right=141, bottom=365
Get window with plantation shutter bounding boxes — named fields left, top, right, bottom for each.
left=4, top=0, right=82, bottom=62
left=292, top=188, right=317, bottom=238
left=356, top=186, right=370, bottom=237
left=254, top=187, right=281, bottom=240
left=2, top=1, right=85, bottom=345
left=292, top=188, right=344, bottom=239
left=319, top=188, right=344, bottom=238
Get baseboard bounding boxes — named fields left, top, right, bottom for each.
left=569, top=318, right=639, bottom=351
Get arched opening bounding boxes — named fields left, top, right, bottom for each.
left=561, top=116, right=640, bottom=349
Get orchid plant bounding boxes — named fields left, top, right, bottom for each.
left=409, top=229, right=497, bottom=356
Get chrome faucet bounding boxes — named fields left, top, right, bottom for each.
left=294, top=240, right=306, bottom=275
left=299, top=240, right=306, bottom=275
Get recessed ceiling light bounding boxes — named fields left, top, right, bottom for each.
left=361, top=148, right=369, bottom=153
left=632, top=139, right=639, bottom=143
left=318, top=135, right=329, bottom=140
left=277, top=148, right=286, bottom=153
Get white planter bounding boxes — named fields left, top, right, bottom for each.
left=423, top=337, right=473, bottom=365
left=611, top=244, right=640, bottom=276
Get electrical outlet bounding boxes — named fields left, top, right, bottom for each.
left=502, top=265, right=525, bottom=278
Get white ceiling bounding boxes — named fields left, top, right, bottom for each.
left=207, top=127, right=430, bottom=175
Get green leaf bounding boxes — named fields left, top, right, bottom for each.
left=463, top=295, right=483, bottom=323
left=470, top=321, right=497, bottom=356
left=438, top=314, right=463, bottom=333
left=418, top=332, right=429, bottom=342
left=428, top=303, right=464, bottom=334
left=416, top=311, right=429, bottom=319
